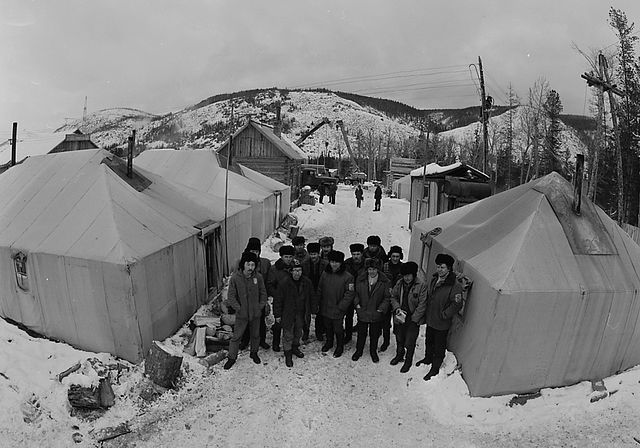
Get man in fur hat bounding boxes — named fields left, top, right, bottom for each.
left=389, top=261, right=428, bottom=373
left=352, top=258, right=391, bottom=363
left=418, top=253, right=464, bottom=381
left=381, top=245, right=404, bottom=352
left=292, top=235, right=310, bottom=265
left=363, top=235, right=388, bottom=264
left=318, top=250, right=355, bottom=358
left=266, top=245, right=296, bottom=352
left=318, top=236, right=334, bottom=261
left=343, top=243, right=367, bottom=343
left=224, top=251, right=268, bottom=370
left=302, top=242, right=328, bottom=341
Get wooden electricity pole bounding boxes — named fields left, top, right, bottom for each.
left=11, top=122, right=17, bottom=167
left=478, top=56, right=489, bottom=175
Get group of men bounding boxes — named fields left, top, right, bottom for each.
left=318, top=182, right=337, bottom=204
left=224, top=234, right=464, bottom=381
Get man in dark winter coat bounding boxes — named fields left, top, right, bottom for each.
left=302, top=242, right=328, bottom=341
left=318, top=250, right=355, bottom=358
left=274, top=259, right=312, bottom=367
left=318, top=183, right=326, bottom=204
left=418, top=253, right=464, bottom=381
left=363, top=235, right=388, bottom=264
left=318, top=236, right=334, bottom=261
left=328, top=182, right=337, bottom=204
left=266, top=245, right=296, bottom=352
left=374, top=185, right=383, bottom=211
left=224, top=251, right=268, bottom=370
left=355, top=184, right=364, bottom=208
left=389, top=261, right=428, bottom=373
left=381, top=245, right=404, bottom=352
left=343, top=243, right=366, bottom=343
left=352, top=258, right=391, bottom=363
left=238, top=237, right=272, bottom=350
left=292, top=235, right=310, bottom=265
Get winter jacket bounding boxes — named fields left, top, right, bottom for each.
left=426, top=271, right=464, bottom=330
left=294, top=249, right=310, bottom=265
left=355, top=187, right=364, bottom=200
left=273, top=273, right=313, bottom=329
left=318, top=264, right=355, bottom=320
left=353, top=272, right=391, bottom=323
left=227, top=270, right=267, bottom=321
left=383, top=260, right=403, bottom=291
left=374, top=186, right=382, bottom=200
left=344, top=257, right=366, bottom=282
left=302, top=257, right=329, bottom=313
left=363, top=246, right=388, bottom=264
left=390, top=277, right=428, bottom=325
left=266, top=258, right=292, bottom=298
left=233, top=255, right=271, bottom=279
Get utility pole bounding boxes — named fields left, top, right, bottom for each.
left=82, top=96, right=88, bottom=124
left=11, top=122, right=17, bottom=167
left=478, top=56, right=489, bottom=175
left=127, top=130, right=135, bottom=178
left=582, top=54, right=625, bottom=223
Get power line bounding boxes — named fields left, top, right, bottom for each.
left=356, top=82, right=476, bottom=96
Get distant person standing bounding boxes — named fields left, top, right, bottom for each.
left=374, top=185, right=382, bottom=211
left=318, top=183, right=326, bottom=204
left=224, top=251, right=268, bottom=370
left=355, top=184, right=364, bottom=208
left=328, top=182, right=337, bottom=204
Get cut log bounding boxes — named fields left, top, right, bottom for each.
left=57, top=362, right=81, bottom=382
left=144, top=341, right=183, bottom=389
left=183, top=330, right=197, bottom=356
left=68, top=378, right=114, bottom=409
left=91, top=422, right=131, bottom=442
left=194, top=327, right=207, bottom=357
left=199, top=350, right=228, bottom=367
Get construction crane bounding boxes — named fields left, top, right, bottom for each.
left=335, top=119, right=363, bottom=181
left=294, top=117, right=331, bottom=146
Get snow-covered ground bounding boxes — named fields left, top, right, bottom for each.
left=2, top=185, right=640, bottom=447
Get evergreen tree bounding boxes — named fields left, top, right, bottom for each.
left=541, top=89, right=564, bottom=176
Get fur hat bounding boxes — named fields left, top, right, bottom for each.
left=239, top=251, right=258, bottom=270
left=307, top=242, right=320, bottom=254
left=435, top=253, right=455, bottom=269
left=279, top=245, right=295, bottom=256
left=366, top=235, right=381, bottom=246
left=400, top=261, right=418, bottom=276
left=364, top=258, right=381, bottom=270
left=319, top=236, right=334, bottom=247
left=349, top=243, right=365, bottom=253
left=290, top=259, right=303, bottom=270
left=292, top=236, right=306, bottom=246
left=388, top=245, right=404, bottom=259
left=245, top=238, right=261, bottom=252
left=327, top=250, right=345, bottom=263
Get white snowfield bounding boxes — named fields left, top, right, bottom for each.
left=1, top=185, right=640, bottom=447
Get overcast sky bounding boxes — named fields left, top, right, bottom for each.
left=2, top=0, right=640, bottom=138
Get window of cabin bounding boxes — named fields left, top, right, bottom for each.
left=13, top=252, right=29, bottom=291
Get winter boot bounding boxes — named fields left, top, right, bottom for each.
left=250, top=352, right=261, bottom=365
left=321, top=341, right=333, bottom=353
left=284, top=350, right=293, bottom=368
left=351, top=350, right=363, bottom=361
left=379, top=339, right=390, bottom=353
left=415, top=356, right=432, bottom=367
left=400, top=359, right=412, bottom=373
left=390, top=350, right=405, bottom=366
left=223, top=358, right=236, bottom=370
left=292, top=346, right=305, bottom=358
left=272, top=323, right=281, bottom=352
left=423, top=358, right=442, bottom=380
left=370, top=349, right=379, bottom=363
left=333, top=337, right=344, bottom=358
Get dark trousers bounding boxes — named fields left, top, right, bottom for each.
left=394, top=320, right=420, bottom=363
left=344, top=303, right=356, bottom=338
left=272, top=321, right=282, bottom=348
left=241, top=307, right=267, bottom=346
left=229, top=318, right=260, bottom=360
left=323, top=316, right=344, bottom=348
left=355, top=321, right=381, bottom=355
left=319, top=194, right=324, bottom=204
left=425, top=326, right=448, bottom=371
left=381, top=310, right=392, bottom=344
left=314, top=314, right=325, bottom=339
left=356, top=198, right=362, bottom=208
left=374, top=199, right=381, bottom=211
left=330, top=194, right=336, bottom=204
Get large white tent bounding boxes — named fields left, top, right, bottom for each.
left=409, top=172, right=640, bottom=397
left=0, top=149, right=251, bottom=361
left=136, top=149, right=281, bottom=241
left=237, top=163, right=291, bottom=227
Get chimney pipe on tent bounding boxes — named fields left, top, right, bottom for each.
left=127, top=130, right=135, bottom=178
left=11, top=122, right=17, bottom=167
left=573, top=153, right=584, bottom=215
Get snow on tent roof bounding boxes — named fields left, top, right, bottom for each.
left=0, top=130, right=66, bottom=165
left=238, top=163, right=288, bottom=192
left=135, top=149, right=273, bottom=202
left=0, top=149, right=244, bottom=262
left=410, top=162, right=488, bottom=179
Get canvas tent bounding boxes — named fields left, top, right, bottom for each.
left=409, top=172, right=640, bottom=397
left=136, top=149, right=280, bottom=241
left=391, top=173, right=411, bottom=200
left=237, top=163, right=291, bottom=227
left=0, top=149, right=251, bottom=362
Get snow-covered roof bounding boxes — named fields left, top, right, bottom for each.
left=410, top=162, right=488, bottom=179
left=220, top=119, right=308, bottom=161
left=0, top=131, right=67, bottom=165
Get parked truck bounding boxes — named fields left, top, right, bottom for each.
left=300, top=164, right=338, bottom=190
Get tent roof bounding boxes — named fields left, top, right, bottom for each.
left=0, top=149, right=247, bottom=263
left=135, top=149, right=273, bottom=202
left=412, top=172, right=640, bottom=292
left=238, top=163, right=288, bottom=193
left=410, top=162, right=488, bottom=179
left=0, top=130, right=67, bottom=165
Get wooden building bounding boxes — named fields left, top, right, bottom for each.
left=409, top=162, right=491, bottom=229
left=217, top=119, right=307, bottom=201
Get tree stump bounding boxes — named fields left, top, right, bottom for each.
left=144, top=341, right=183, bottom=389
left=68, top=378, right=114, bottom=409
